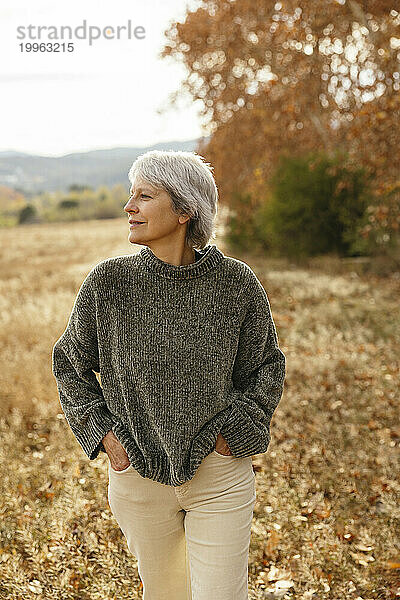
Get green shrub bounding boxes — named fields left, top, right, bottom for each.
left=59, top=198, right=80, bottom=210
left=18, top=203, right=38, bottom=225
left=257, top=151, right=373, bottom=259
left=224, top=192, right=265, bottom=253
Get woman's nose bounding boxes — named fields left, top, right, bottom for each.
left=124, top=203, right=136, bottom=213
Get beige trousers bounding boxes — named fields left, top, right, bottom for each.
left=107, top=450, right=256, bottom=600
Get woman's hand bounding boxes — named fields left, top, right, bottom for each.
left=102, top=430, right=131, bottom=471
left=215, top=432, right=233, bottom=456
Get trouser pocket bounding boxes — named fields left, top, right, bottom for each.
left=212, top=449, right=235, bottom=458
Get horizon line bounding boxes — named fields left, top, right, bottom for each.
left=0, top=136, right=210, bottom=159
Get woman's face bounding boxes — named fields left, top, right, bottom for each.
left=124, top=177, right=190, bottom=246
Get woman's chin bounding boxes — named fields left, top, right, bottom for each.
left=128, top=231, right=148, bottom=245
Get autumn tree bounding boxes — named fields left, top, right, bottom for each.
left=161, top=0, right=400, bottom=247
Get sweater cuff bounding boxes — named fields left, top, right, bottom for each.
left=72, top=406, right=117, bottom=460
left=220, top=403, right=270, bottom=458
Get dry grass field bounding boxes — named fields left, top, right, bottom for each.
left=0, top=214, right=399, bottom=599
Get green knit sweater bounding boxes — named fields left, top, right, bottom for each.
left=51, top=243, right=286, bottom=486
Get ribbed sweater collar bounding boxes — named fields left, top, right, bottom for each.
left=137, top=243, right=224, bottom=280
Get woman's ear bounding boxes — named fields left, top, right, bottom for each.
left=178, top=214, right=191, bottom=225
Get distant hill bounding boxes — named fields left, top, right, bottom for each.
left=0, top=138, right=208, bottom=195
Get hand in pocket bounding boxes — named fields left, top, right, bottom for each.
left=102, top=430, right=131, bottom=471
left=215, top=432, right=233, bottom=456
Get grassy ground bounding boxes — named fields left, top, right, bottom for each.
left=0, top=215, right=399, bottom=599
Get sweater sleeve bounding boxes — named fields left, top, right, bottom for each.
left=220, top=269, right=286, bottom=457
left=51, top=266, right=116, bottom=460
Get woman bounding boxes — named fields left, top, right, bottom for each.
left=52, top=149, right=286, bottom=599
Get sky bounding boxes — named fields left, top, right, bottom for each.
left=0, top=0, right=204, bottom=156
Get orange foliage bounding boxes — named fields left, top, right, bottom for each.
left=0, top=185, right=26, bottom=211
left=161, top=1, right=400, bottom=237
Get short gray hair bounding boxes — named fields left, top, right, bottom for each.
left=128, top=149, right=218, bottom=250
